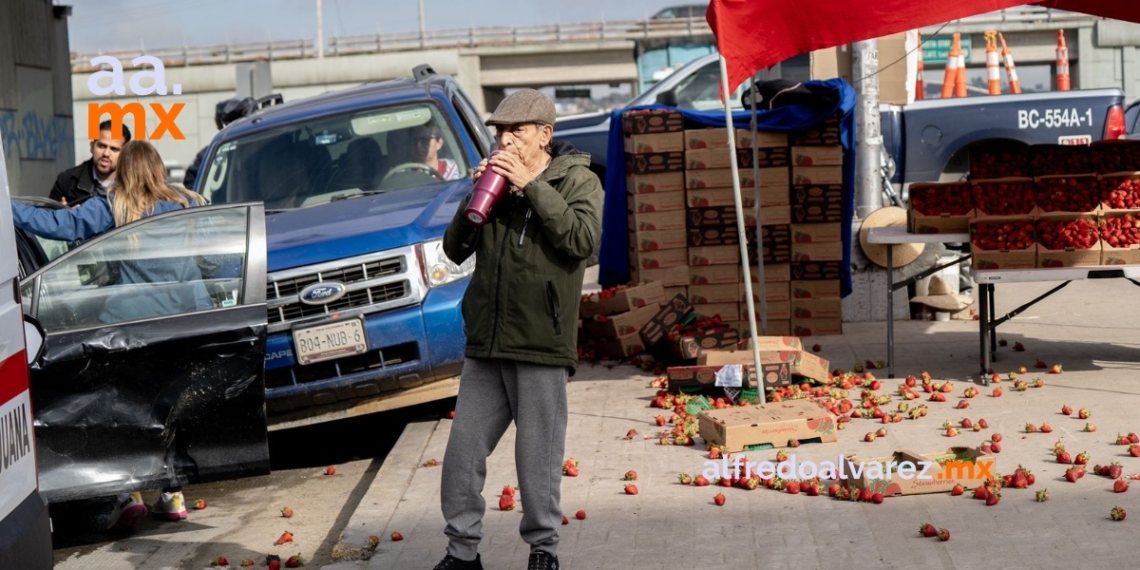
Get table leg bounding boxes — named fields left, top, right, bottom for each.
left=979, top=283, right=991, bottom=382
left=886, top=246, right=894, bottom=379
left=988, top=283, right=997, bottom=363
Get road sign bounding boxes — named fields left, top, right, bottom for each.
left=923, top=35, right=972, bottom=65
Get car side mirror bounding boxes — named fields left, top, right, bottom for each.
left=24, top=315, right=45, bottom=366
left=656, top=90, right=679, bottom=108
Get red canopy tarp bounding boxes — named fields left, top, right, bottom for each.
left=708, top=0, right=1140, bottom=94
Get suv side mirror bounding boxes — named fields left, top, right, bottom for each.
left=24, top=315, right=45, bottom=366
left=656, top=90, right=679, bottom=108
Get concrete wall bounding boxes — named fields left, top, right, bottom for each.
left=1, top=0, right=74, bottom=198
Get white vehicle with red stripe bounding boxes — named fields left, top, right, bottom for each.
left=0, top=130, right=52, bottom=568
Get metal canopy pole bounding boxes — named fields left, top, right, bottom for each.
left=749, top=70, right=767, bottom=335
left=719, top=54, right=766, bottom=406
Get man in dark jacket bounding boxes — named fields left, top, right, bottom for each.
left=435, top=89, right=603, bottom=570
left=49, top=120, right=131, bottom=204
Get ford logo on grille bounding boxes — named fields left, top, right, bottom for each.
left=299, top=282, right=347, bottom=305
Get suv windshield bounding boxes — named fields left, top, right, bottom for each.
left=200, top=101, right=469, bottom=210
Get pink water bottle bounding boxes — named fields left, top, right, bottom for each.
left=465, top=150, right=508, bottom=225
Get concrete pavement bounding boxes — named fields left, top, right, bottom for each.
left=324, top=277, right=1140, bottom=570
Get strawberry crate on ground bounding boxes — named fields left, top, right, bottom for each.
left=1099, top=172, right=1140, bottom=211
left=697, top=399, right=837, bottom=452
left=580, top=281, right=667, bottom=318
left=839, top=446, right=995, bottom=497
left=972, top=177, right=1038, bottom=217
left=1035, top=214, right=1103, bottom=268
left=1099, top=210, right=1140, bottom=265
left=969, top=217, right=1038, bottom=270
left=1033, top=174, right=1101, bottom=214
left=907, top=182, right=974, bottom=234
left=582, top=303, right=660, bottom=339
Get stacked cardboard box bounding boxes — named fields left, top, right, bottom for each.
left=624, top=110, right=690, bottom=288
left=680, top=125, right=796, bottom=336
left=787, top=115, right=844, bottom=337
left=579, top=281, right=668, bottom=359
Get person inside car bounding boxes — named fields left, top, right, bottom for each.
left=408, top=123, right=461, bottom=180
left=49, top=120, right=131, bottom=205
left=12, top=139, right=211, bottom=529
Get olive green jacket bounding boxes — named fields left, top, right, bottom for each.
left=443, top=142, right=604, bottom=374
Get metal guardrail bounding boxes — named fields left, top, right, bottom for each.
left=69, top=17, right=713, bottom=71
left=69, top=7, right=1094, bottom=72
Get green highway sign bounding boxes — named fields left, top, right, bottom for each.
left=923, top=35, right=972, bottom=65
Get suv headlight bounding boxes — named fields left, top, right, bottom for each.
left=418, top=239, right=475, bottom=287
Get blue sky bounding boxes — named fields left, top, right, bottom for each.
left=65, top=0, right=706, bottom=53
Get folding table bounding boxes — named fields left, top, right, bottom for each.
left=864, top=227, right=971, bottom=379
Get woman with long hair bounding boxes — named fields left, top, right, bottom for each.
left=12, top=140, right=210, bottom=529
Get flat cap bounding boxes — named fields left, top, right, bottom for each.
left=485, top=89, right=556, bottom=126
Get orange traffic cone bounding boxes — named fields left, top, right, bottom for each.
left=955, top=51, right=968, bottom=98
left=1056, top=30, right=1070, bottom=91
left=941, top=33, right=961, bottom=99
left=915, top=32, right=925, bottom=100
left=985, top=32, right=1001, bottom=95
left=999, top=32, right=1022, bottom=94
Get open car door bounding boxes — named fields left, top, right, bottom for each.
left=18, top=202, right=269, bottom=503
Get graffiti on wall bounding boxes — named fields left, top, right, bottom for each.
left=0, top=110, right=75, bottom=164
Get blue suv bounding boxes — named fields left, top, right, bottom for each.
left=194, top=65, right=493, bottom=427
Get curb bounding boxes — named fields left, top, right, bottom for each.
left=323, top=420, right=440, bottom=566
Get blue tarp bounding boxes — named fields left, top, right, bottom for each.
left=598, top=77, right=858, bottom=298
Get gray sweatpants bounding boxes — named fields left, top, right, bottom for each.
left=440, top=357, right=569, bottom=561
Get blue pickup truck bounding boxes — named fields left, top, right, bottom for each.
left=192, top=65, right=494, bottom=427
left=555, top=52, right=1138, bottom=188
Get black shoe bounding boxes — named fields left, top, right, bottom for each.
left=528, top=551, right=559, bottom=570
left=433, top=553, right=483, bottom=570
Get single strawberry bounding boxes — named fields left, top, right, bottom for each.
left=695, top=475, right=710, bottom=486
left=1064, top=467, right=1082, bottom=483
left=951, top=484, right=965, bottom=496
left=564, top=464, right=579, bottom=477
left=991, top=433, right=1002, bottom=443
left=503, top=485, right=516, bottom=497
left=860, top=488, right=875, bottom=502
left=678, top=473, right=693, bottom=485
left=978, top=419, right=989, bottom=429
left=946, top=427, right=958, bottom=437
left=1057, top=451, right=1072, bottom=464
left=981, top=442, right=993, bottom=453
left=499, top=494, right=516, bottom=511
left=1041, top=423, right=1053, bottom=433
left=576, top=510, right=586, bottom=520
left=1109, top=463, right=1124, bottom=479
left=1084, top=423, right=1097, bottom=433
left=864, top=432, right=876, bottom=442
left=368, top=535, right=380, bottom=548
left=786, top=480, right=802, bottom=495
left=1036, top=489, right=1049, bottom=502
left=1115, top=479, right=1130, bottom=493
left=1025, top=423, right=1038, bottom=433
left=448, top=410, right=455, bottom=419
left=1130, top=433, right=1140, bottom=444
left=275, top=531, right=294, bottom=546
left=1075, top=451, right=1090, bottom=465
left=267, top=555, right=282, bottom=570
left=938, top=528, right=950, bottom=541
left=623, top=470, right=637, bottom=481
left=624, top=484, right=638, bottom=495
left=986, top=492, right=1001, bottom=506
left=210, top=557, right=229, bottom=567
left=655, top=416, right=666, bottom=426
left=956, top=400, right=969, bottom=409
left=1049, top=364, right=1062, bottom=374
left=920, top=523, right=938, bottom=537
left=991, top=387, right=1003, bottom=397
left=714, top=493, right=726, bottom=506
left=325, top=466, right=336, bottom=476
left=193, top=499, right=207, bottom=510
left=812, top=344, right=821, bottom=352
left=281, top=507, right=294, bottom=518
left=1118, top=434, right=1132, bottom=446
left=828, top=483, right=841, bottom=497
left=961, top=418, right=973, bottom=429
left=1130, top=444, right=1140, bottom=458
left=1111, top=506, right=1127, bottom=521
left=562, top=515, right=569, bottom=525
left=285, top=555, right=305, bottom=568
left=709, top=447, right=721, bottom=459
left=1036, top=360, right=1046, bottom=368
left=1078, top=408, right=1090, bottom=419
left=389, top=531, right=403, bottom=541
left=1014, top=342, right=1025, bottom=352
left=876, top=427, right=888, bottom=437
left=241, top=560, right=256, bottom=568
left=991, top=442, right=1002, bottom=453
left=1061, top=405, right=1072, bottom=415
